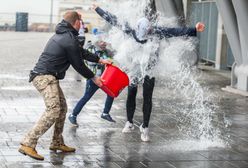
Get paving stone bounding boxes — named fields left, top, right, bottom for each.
left=143, top=161, right=176, bottom=168
left=210, top=161, right=241, bottom=168
left=114, top=161, right=147, bottom=168
left=169, top=161, right=219, bottom=168
left=198, top=150, right=248, bottom=161
left=5, top=162, right=54, bottom=168
left=228, top=161, right=248, bottom=168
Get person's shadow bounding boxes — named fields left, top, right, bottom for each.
left=49, top=126, right=79, bottom=165
left=49, top=151, right=66, bottom=166
left=101, top=130, right=115, bottom=167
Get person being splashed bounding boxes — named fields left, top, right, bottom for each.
left=92, top=4, right=205, bottom=142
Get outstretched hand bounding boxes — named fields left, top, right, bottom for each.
left=99, top=59, right=112, bottom=65
left=92, top=76, right=104, bottom=87
left=91, top=4, right=98, bottom=10
left=195, top=22, right=205, bottom=32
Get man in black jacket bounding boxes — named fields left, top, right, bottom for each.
left=18, top=11, right=111, bottom=160
left=92, top=5, right=205, bottom=142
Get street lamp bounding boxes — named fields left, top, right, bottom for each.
left=50, top=0, right=54, bottom=32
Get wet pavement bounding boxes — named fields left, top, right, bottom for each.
left=0, top=32, right=248, bottom=168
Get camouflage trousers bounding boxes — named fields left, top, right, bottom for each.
left=21, top=75, right=67, bottom=149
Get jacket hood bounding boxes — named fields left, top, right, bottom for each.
left=55, top=20, right=79, bottom=36
left=135, top=17, right=151, bottom=41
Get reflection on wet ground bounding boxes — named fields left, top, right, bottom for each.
left=0, top=32, right=248, bottom=167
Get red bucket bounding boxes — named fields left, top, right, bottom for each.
left=101, top=64, right=129, bottom=98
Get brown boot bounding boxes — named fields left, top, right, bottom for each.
left=18, top=145, right=44, bottom=160
left=49, top=144, right=76, bottom=152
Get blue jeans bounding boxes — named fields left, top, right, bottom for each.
left=72, top=79, right=114, bottom=116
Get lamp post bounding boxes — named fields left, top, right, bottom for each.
left=49, top=0, right=54, bottom=32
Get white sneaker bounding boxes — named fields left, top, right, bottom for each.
left=122, top=121, right=135, bottom=133
left=139, top=124, right=150, bottom=142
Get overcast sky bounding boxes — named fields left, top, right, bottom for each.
left=0, top=0, right=59, bottom=15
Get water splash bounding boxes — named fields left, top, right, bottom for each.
left=100, top=0, right=229, bottom=147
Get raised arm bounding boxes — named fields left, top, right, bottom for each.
left=92, top=5, right=119, bottom=27
left=153, top=22, right=205, bottom=39
left=92, top=5, right=133, bottom=35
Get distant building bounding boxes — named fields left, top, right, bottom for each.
left=29, top=23, right=54, bottom=32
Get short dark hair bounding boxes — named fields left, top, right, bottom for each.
left=63, top=11, right=81, bottom=25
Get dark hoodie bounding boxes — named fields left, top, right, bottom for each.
left=32, top=20, right=99, bottom=80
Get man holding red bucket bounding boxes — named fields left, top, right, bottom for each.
left=19, top=11, right=111, bottom=160
left=92, top=4, right=205, bottom=142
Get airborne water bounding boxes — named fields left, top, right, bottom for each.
left=99, top=0, right=229, bottom=150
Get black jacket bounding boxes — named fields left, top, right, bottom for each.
left=32, top=20, right=99, bottom=80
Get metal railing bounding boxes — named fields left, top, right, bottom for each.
left=0, top=12, right=60, bottom=32
left=189, top=1, right=234, bottom=68
left=190, top=1, right=218, bottom=63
